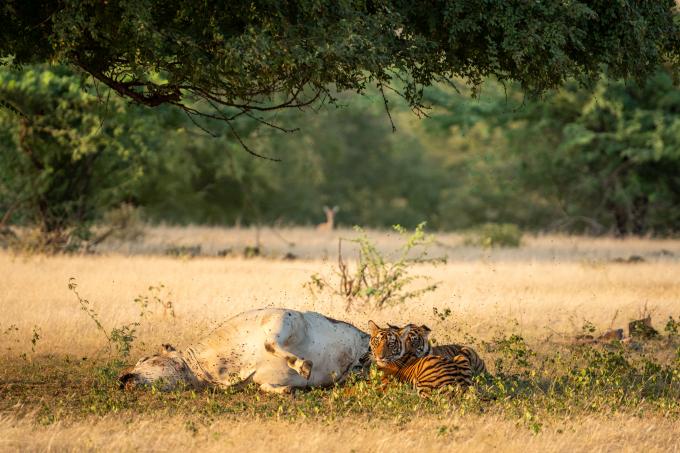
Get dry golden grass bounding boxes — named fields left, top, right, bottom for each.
left=95, top=225, right=680, bottom=262
left=2, top=233, right=679, bottom=355
left=2, top=413, right=679, bottom=453
left=1, top=228, right=680, bottom=451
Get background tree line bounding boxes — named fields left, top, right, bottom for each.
left=1, top=64, right=679, bottom=250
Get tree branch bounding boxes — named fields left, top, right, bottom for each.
left=377, top=81, right=396, bottom=133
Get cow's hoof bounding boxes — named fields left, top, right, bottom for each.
left=260, top=383, right=293, bottom=394
left=299, top=359, right=313, bottom=380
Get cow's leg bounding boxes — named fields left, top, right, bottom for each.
left=263, top=341, right=313, bottom=379
left=261, top=311, right=313, bottom=380
left=259, top=382, right=294, bottom=394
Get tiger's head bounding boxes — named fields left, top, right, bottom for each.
left=368, top=320, right=408, bottom=366
left=402, top=324, right=432, bottom=358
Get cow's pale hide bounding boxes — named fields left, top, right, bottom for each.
left=120, top=308, right=371, bottom=394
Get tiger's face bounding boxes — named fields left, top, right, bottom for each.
left=367, top=321, right=406, bottom=366
left=403, top=324, right=432, bottom=358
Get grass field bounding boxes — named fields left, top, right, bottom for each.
left=1, top=227, right=680, bottom=452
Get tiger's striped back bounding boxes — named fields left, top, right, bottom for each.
left=403, top=324, right=488, bottom=376
left=432, top=344, right=487, bottom=376
left=385, top=354, right=472, bottom=394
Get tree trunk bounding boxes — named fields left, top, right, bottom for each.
left=607, top=201, right=629, bottom=237
left=632, top=195, right=649, bottom=236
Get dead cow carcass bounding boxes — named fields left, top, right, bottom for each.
left=119, top=308, right=371, bottom=394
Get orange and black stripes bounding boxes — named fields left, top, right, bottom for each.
left=368, top=320, right=472, bottom=394
left=432, top=344, right=487, bottom=376
left=403, top=324, right=488, bottom=376
left=383, top=354, right=472, bottom=394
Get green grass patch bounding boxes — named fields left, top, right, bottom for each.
left=2, top=336, right=679, bottom=433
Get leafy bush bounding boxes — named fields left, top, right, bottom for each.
left=0, top=66, right=150, bottom=252
left=306, top=223, right=444, bottom=311
left=485, top=333, right=535, bottom=376
left=464, top=223, right=523, bottom=248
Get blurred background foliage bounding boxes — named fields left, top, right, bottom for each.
left=1, top=64, right=680, bottom=248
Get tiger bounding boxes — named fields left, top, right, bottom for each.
left=401, top=323, right=488, bottom=376
left=367, top=320, right=472, bottom=395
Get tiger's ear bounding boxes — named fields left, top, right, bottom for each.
left=368, top=320, right=380, bottom=336
left=419, top=325, right=432, bottom=340
left=397, top=324, right=412, bottom=338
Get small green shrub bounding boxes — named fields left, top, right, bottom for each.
left=464, top=223, right=522, bottom=248
left=68, top=277, right=139, bottom=358
left=485, top=333, right=536, bottom=376
left=30, top=325, right=41, bottom=353
left=1, top=323, right=21, bottom=354
left=134, top=284, right=176, bottom=319
left=665, top=316, right=679, bottom=339
left=306, top=222, right=444, bottom=311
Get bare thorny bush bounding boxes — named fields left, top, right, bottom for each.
left=306, top=223, right=445, bottom=311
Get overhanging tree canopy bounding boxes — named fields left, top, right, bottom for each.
left=2, top=0, right=679, bottom=124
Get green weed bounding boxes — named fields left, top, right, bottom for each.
left=68, top=277, right=139, bottom=358
left=133, top=284, right=176, bottom=319
left=306, top=222, right=444, bottom=310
